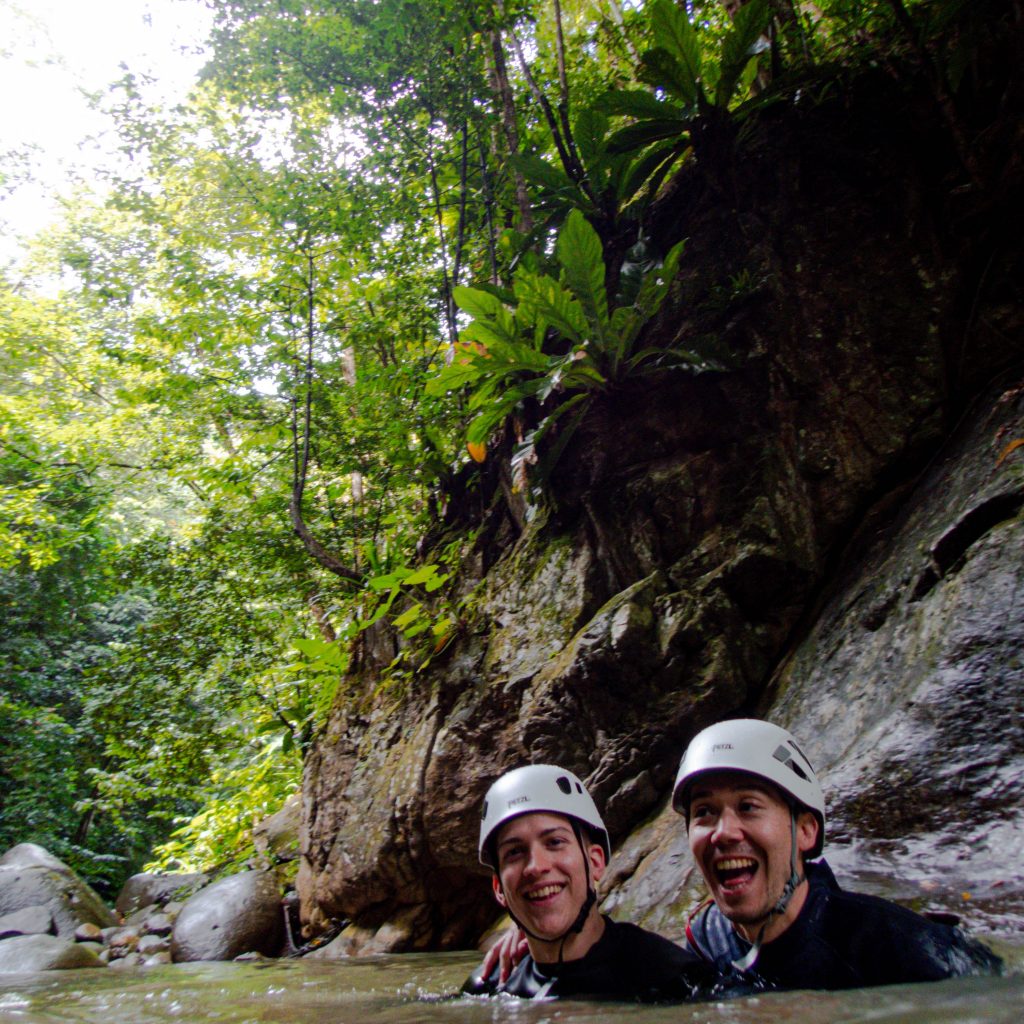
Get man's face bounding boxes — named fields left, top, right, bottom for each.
left=687, top=771, right=818, bottom=941
left=492, top=811, right=605, bottom=944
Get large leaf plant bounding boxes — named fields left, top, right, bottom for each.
left=428, top=210, right=701, bottom=498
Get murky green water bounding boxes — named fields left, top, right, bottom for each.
left=1, top=949, right=1022, bottom=1024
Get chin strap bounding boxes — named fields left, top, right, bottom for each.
left=499, top=819, right=598, bottom=964
left=730, top=811, right=805, bottom=972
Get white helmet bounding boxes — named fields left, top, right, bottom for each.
left=672, top=719, right=826, bottom=857
left=478, top=764, right=610, bottom=869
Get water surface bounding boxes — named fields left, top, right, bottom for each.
left=1, top=950, right=1022, bottom=1024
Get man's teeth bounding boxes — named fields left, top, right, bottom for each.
left=717, top=858, right=757, bottom=872
left=526, top=884, right=563, bottom=900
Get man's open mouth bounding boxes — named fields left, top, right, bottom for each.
left=714, top=857, right=758, bottom=887
left=524, top=883, right=564, bottom=901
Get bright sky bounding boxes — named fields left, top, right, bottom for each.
left=0, top=0, right=212, bottom=260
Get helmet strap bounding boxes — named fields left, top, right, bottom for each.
left=730, top=810, right=805, bottom=972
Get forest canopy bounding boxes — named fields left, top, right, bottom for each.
left=0, top=0, right=1009, bottom=894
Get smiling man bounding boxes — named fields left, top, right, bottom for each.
left=461, top=764, right=722, bottom=1001
left=675, top=719, right=1003, bottom=989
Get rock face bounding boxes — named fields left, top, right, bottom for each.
left=602, top=381, right=1024, bottom=939
left=170, top=870, right=284, bottom=962
left=297, top=71, right=1024, bottom=950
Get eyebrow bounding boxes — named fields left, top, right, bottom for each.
left=497, top=824, right=574, bottom=850
left=690, top=781, right=774, bottom=801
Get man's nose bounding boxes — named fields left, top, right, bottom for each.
left=523, top=844, right=551, bottom=876
left=711, top=807, right=742, bottom=844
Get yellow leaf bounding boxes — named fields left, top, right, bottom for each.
left=996, top=438, right=1024, bottom=466
left=467, top=441, right=486, bottom=463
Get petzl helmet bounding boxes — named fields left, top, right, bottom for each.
left=672, top=719, right=826, bottom=857
left=478, top=764, right=610, bottom=869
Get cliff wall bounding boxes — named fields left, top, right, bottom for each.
left=297, top=69, right=1024, bottom=952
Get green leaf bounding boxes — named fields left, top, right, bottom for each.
left=572, top=107, right=609, bottom=169
left=717, top=0, right=770, bottom=108
left=292, top=637, right=332, bottom=659
left=606, top=118, right=689, bottom=155
left=392, top=602, right=423, bottom=628
left=453, top=285, right=505, bottom=319
left=556, top=211, right=609, bottom=335
left=597, top=88, right=679, bottom=121
left=649, top=0, right=702, bottom=103
left=509, top=153, right=577, bottom=194
left=514, top=272, right=587, bottom=343
left=402, top=563, right=442, bottom=586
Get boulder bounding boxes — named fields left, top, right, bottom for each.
left=0, top=844, right=68, bottom=871
left=137, top=934, right=169, bottom=956
left=0, top=850, right=116, bottom=938
left=0, top=934, right=104, bottom=973
left=114, top=872, right=209, bottom=918
left=105, top=926, right=140, bottom=957
left=170, top=870, right=283, bottom=962
left=0, top=905, right=53, bottom=940
left=253, top=791, right=301, bottom=864
left=74, top=922, right=103, bottom=942
left=141, top=912, right=173, bottom=937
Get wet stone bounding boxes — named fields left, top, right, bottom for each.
left=0, top=934, right=104, bottom=972
left=137, top=934, right=169, bottom=956
left=142, top=913, right=173, bottom=937
left=0, top=904, right=53, bottom=939
left=74, top=922, right=104, bottom=943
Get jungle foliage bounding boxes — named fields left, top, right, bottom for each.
left=0, top=0, right=1012, bottom=890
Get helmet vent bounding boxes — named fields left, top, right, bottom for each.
left=481, top=800, right=488, bottom=820
left=773, top=744, right=810, bottom=782
left=556, top=776, right=573, bottom=795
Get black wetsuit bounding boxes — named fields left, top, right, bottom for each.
left=685, top=859, right=1003, bottom=991
left=462, top=916, right=732, bottom=1001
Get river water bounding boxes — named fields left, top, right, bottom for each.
left=1, top=947, right=1022, bottom=1024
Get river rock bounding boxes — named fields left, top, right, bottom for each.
left=253, top=791, right=301, bottom=865
left=105, top=926, right=140, bottom=956
left=0, top=845, right=68, bottom=872
left=74, top=922, right=103, bottom=942
left=0, top=934, right=104, bottom=973
left=0, top=905, right=53, bottom=939
left=107, top=952, right=144, bottom=969
left=0, top=852, right=116, bottom=938
left=170, top=870, right=283, bottom=962
left=141, top=912, right=173, bottom=936
left=137, top=934, right=169, bottom=956
left=115, top=872, right=209, bottom=917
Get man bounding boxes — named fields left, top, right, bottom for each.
left=461, top=763, right=727, bottom=1000
left=675, top=718, right=1002, bottom=989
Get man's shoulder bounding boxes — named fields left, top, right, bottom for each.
left=601, top=918, right=697, bottom=963
left=599, top=917, right=729, bottom=999
left=802, top=860, right=1003, bottom=983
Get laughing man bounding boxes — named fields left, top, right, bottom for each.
left=461, top=763, right=725, bottom=1000
left=675, top=719, right=1002, bottom=988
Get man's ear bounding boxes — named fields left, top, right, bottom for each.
left=587, top=843, right=607, bottom=884
left=795, top=811, right=819, bottom=856
left=492, top=874, right=508, bottom=908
